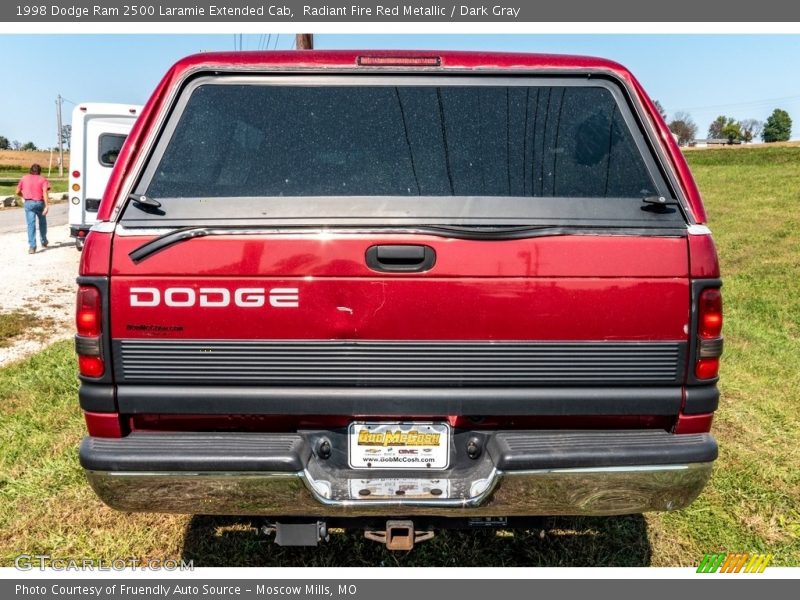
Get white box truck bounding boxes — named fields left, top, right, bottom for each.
left=69, top=103, right=141, bottom=249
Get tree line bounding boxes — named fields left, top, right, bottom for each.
left=0, top=137, right=38, bottom=151
left=655, top=101, right=793, bottom=146
left=0, top=125, right=72, bottom=153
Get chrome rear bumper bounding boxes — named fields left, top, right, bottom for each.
left=81, top=429, right=716, bottom=517
left=85, top=462, right=713, bottom=518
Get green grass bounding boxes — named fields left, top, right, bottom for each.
left=0, top=166, right=68, bottom=197
left=1, top=144, right=799, bottom=566
left=0, top=183, right=68, bottom=197
left=669, top=145, right=800, bottom=561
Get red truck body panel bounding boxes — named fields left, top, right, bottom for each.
left=76, top=51, right=722, bottom=528
left=108, top=234, right=690, bottom=341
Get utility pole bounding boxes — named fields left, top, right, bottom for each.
left=55, top=94, right=64, bottom=176
left=295, top=34, right=313, bottom=50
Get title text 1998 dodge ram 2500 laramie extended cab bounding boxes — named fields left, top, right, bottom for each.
left=76, top=51, right=722, bottom=550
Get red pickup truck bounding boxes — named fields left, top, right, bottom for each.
left=76, top=50, right=722, bottom=550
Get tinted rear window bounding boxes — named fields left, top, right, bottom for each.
left=145, top=83, right=660, bottom=200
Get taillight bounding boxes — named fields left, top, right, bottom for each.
left=695, top=357, right=720, bottom=380
left=698, top=288, right=723, bottom=337
left=695, top=288, right=723, bottom=379
left=76, top=286, right=101, bottom=336
left=76, top=285, right=104, bottom=378
left=78, top=355, right=105, bottom=378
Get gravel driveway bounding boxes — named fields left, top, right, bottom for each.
left=0, top=203, right=80, bottom=366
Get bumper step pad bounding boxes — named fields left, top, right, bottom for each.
left=488, top=430, right=717, bottom=470
left=80, top=433, right=309, bottom=472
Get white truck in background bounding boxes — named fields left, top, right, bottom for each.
left=69, top=103, right=142, bottom=249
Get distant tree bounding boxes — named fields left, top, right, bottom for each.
left=61, top=124, right=72, bottom=151
left=708, top=115, right=729, bottom=139
left=653, top=100, right=668, bottom=122
left=740, top=119, right=763, bottom=143
left=707, top=116, right=742, bottom=143
left=669, top=111, right=698, bottom=146
left=762, top=109, right=792, bottom=143
left=0, top=135, right=9, bottom=150
left=20, top=141, right=37, bottom=151
left=11, top=139, right=21, bottom=150
left=721, top=120, right=742, bottom=144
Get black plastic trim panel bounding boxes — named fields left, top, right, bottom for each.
left=121, top=195, right=686, bottom=229
left=114, top=340, right=687, bottom=387
left=75, top=335, right=101, bottom=356
left=79, top=383, right=116, bottom=413
left=80, top=429, right=716, bottom=474
left=115, top=385, right=684, bottom=416
left=488, top=430, right=717, bottom=470
left=683, top=385, right=720, bottom=414
left=79, top=432, right=309, bottom=472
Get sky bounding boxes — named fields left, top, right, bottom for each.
left=1, top=33, right=799, bottom=147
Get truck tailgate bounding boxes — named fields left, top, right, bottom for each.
left=108, top=232, right=690, bottom=395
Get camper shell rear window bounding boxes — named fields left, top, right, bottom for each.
left=124, top=75, right=685, bottom=229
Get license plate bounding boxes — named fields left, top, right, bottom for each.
left=348, top=478, right=450, bottom=499
left=348, top=422, right=450, bottom=470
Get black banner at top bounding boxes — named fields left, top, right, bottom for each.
left=3, top=0, right=800, bottom=22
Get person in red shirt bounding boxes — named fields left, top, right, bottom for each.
left=16, top=164, right=50, bottom=254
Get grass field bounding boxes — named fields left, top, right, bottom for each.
left=0, top=150, right=70, bottom=196
left=0, top=150, right=70, bottom=170
left=1, top=144, right=799, bottom=567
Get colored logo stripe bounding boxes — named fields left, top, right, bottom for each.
left=697, top=553, right=772, bottom=573
left=697, top=553, right=726, bottom=573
